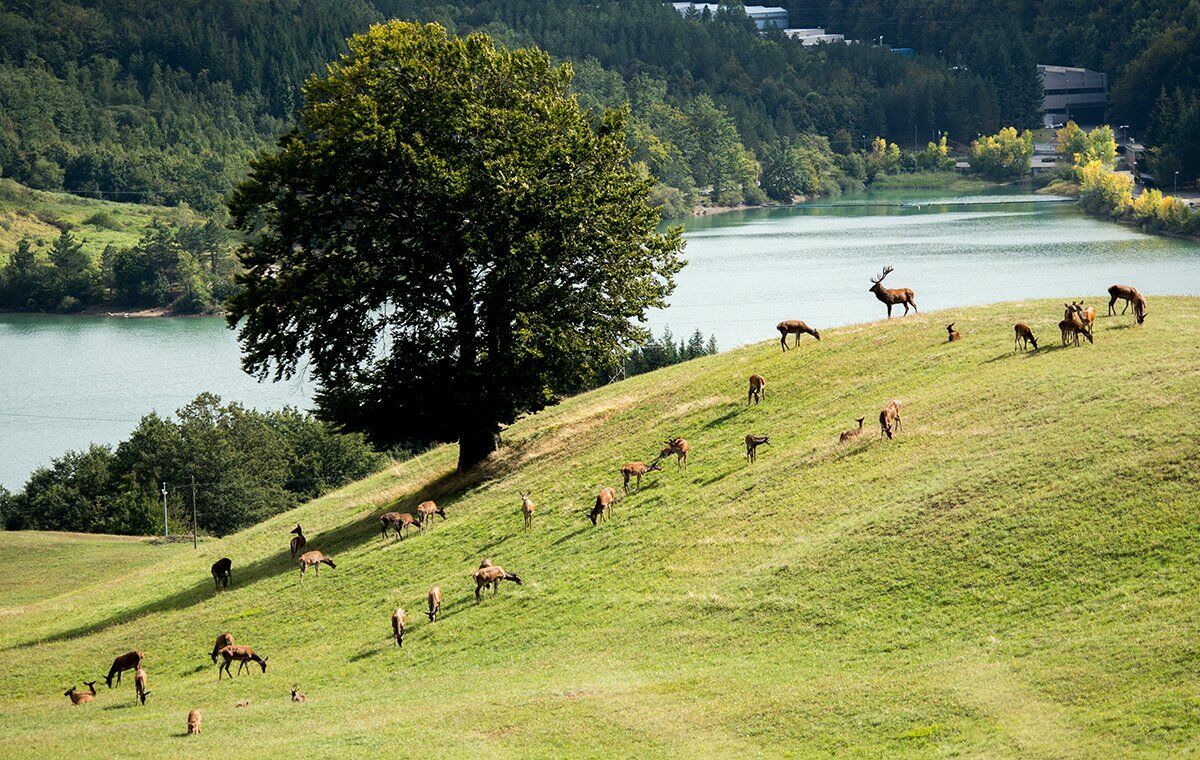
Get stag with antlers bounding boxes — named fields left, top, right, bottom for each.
left=868, top=266, right=918, bottom=318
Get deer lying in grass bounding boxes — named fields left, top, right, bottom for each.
left=879, top=400, right=902, bottom=440
left=211, top=557, right=232, bottom=590
left=290, top=524, right=306, bottom=560
left=417, top=500, right=446, bottom=529
left=747, top=374, right=766, bottom=404
left=210, top=632, right=234, bottom=664
left=474, top=564, right=522, bottom=602
left=65, top=682, right=98, bottom=705
left=590, top=487, right=617, bottom=525
left=134, top=665, right=150, bottom=705
left=216, top=645, right=268, bottom=679
left=427, top=585, right=442, bottom=622
left=297, top=550, right=336, bottom=581
left=869, top=266, right=918, bottom=318
left=1108, top=284, right=1148, bottom=323
left=187, top=709, right=202, bottom=735
left=745, top=434, right=769, bottom=463
left=659, top=437, right=689, bottom=469
left=1059, top=303, right=1093, bottom=346
left=291, top=686, right=306, bottom=702
left=620, top=461, right=661, bottom=493
left=1014, top=323, right=1038, bottom=352
left=946, top=323, right=960, bottom=342
left=391, top=607, right=407, bottom=647
left=519, top=492, right=535, bottom=529
left=839, top=417, right=865, bottom=443
left=776, top=320, right=821, bottom=351
left=380, top=511, right=420, bottom=540
left=105, top=650, right=143, bottom=688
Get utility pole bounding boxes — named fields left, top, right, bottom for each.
left=191, top=475, right=198, bottom=550
left=160, top=481, right=168, bottom=539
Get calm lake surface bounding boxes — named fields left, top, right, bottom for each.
left=2, top=185, right=1199, bottom=488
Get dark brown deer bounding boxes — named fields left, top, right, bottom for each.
left=216, top=645, right=267, bottom=679
left=776, top=320, right=821, bottom=351
left=297, top=550, right=336, bottom=581
left=590, top=487, right=617, bottom=525
left=474, top=564, right=522, bottom=603
left=211, top=557, right=232, bottom=590
left=380, top=511, right=419, bottom=540
left=427, top=585, right=442, bottom=622
left=839, top=417, right=865, bottom=443
left=187, top=709, right=202, bottom=734
left=105, top=650, right=143, bottom=688
left=519, top=492, right=535, bottom=529
left=1014, top=323, right=1038, bottom=352
left=289, top=524, right=306, bottom=560
left=65, top=682, right=98, bottom=705
left=1059, top=303, right=1093, bottom=346
left=210, top=632, right=234, bottom=664
left=134, top=665, right=150, bottom=705
left=1108, top=284, right=1148, bottom=323
left=417, top=500, right=446, bottom=529
left=659, top=437, right=690, bottom=469
left=745, top=434, right=769, bottom=463
left=391, top=607, right=407, bottom=648
left=879, top=400, right=902, bottom=440
left=747, top=374, right=766, bottom=404
left=946, top=323, right=960, bottom=342
left=868, top=266, right=917, bottom=318
left=620, top=461, right=661, bottom=493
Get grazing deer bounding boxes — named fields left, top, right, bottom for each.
left=65, top=682, right=98, bottom=705
left=745, top=434, right=769, bottom=463
left=590, top=487, right=617, bottom=525
left=1072, top=301, right=1096, bottom=331
left=519, top=492, right=535, bottom=529
left=1014, top=323, right=1038, bottom=352
left=839, top=417, right=866, bottom=443
left=1108, top=284, right=1148, bottom=323
left=1059, top=304, right=1093, bottom=346
left=380, top=511, right=420, bottom=540
left=211, top=557, right=232, bottom=590
left=210, top=632, right=234, bottom=664
left=216, top=645, right=268, bottom=679
left=776, top=320, right=821, bottom=351
left=868, top=266, right=918, bottom=318
left=479, top=558, right=493, bottom=569
left=134, top=665, right=150, bottom=705
left=879, top=400, right=902, bottom=440
left=187, top=709, right=202, bottom=735
left=747, top=374, right=766, bottom=404
left=619, top=461, right=661, bottom=493
left=297, top=550, right=336, bottom=580
left=105, top=650, right=143, bottom=688
left=391, top=607, right=407, bottom=648
left=427, top=585, right=442, bottom=622
left=473, top=564, right=522, bottom=602
left=290, top=524, right=306, bottom=560
left=291, top=686, right=306, bottom=702
left=659, top=437, right=690, bottom=469
left=417, top=500, right=446, bottom=529
left=946, top=323, right=960, bottom=342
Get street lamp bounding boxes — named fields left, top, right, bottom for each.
left=1175, top=171, right=1180, bottom=193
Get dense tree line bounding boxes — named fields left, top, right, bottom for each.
left=0, top=394, right=385, bottom=535
left=624, top=327, right=718, bottom=378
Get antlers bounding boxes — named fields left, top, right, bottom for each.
left=870, top=266, right=894, bottom=284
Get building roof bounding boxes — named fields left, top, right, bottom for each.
left=671, top=3, right=788, bottom=16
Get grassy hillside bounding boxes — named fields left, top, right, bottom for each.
left=1, top=297, right=1198, bottom=757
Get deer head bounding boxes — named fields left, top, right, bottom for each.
left=647, top=460, right=663, bottom=473
left=868, top=266, right=893, bottom=292
left=291, top=524, right=302, bottom=535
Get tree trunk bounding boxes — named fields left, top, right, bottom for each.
left=457, top=425, right=500, bottom=471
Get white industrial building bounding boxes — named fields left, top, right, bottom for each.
left=783, top=27, right=846, bottom=45
left=670, top=3, right=790, bottom=30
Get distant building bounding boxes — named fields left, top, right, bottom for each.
left=671, top=3, right=789, bottom=30
left=1038, top=65, right=1108, bottom=127
left=783, top=28, right=846, bottom=45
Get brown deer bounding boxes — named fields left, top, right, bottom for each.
left=291, top=686, right=307, bottom=702
left=134, top=665, right=150, bottom=705
left=519, top=492, right=535, bottom=529
left=869, top=266, right=918, bottom=318
left=590, top=487, right=617, bottom=525
left=297, top=550, right=336, bottom=581
left=64, top=682, right=98, bottom=705
left=391, top=607, right=407, bottom=647
left=1059, top=303, right=1093, bottom=346
left=474, top=564, right=522, bottom=602
left=620, top=461, right=661, bottom=493
left=417, top=500, right=446, bottom=529
left=380, top=511, right=420, bottom=540
left=946, top=323, right=960, bottom=342
left=1072, top=301, right=1096, bottom=331
left=427, top=585, right=442, bottom=622
left=879, top=400, right=902, bottom=440
left=776, top=320, right=821, bottom=351
left=659, top=437, right=689, bottom=469
left=210, top=632, right=234, bottom=664
left=839, top=417, right=865, bottom=443
left=211, top=557, right=232, bottom=590
left=216, top=645, right=268, bottom=679
left=187, top=709, right=202, bottom=735
left=1014, top=323, right=1038, bottom=352
left=745, top=434, right=769, bottom=463
left=1108, top=284, right=1148, bottom=323
left=104, top=650, right=143, bottom=688
left=747, top=373, right=766, bottom=404
left=289, top=524, right=306, bottom=560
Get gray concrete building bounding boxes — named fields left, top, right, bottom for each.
left=671, top=3, right=789, bottom=30
left=1038, top=65, right=1108, bottom=127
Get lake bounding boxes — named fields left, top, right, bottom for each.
left=2, top=185, right=1199, bottom=488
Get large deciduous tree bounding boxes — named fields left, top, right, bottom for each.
left=228, top=22, right=685, bottom=471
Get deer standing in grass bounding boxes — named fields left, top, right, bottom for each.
left=620, top=461, right=661, bottom=493
left=134, top=665, right=150, bottom=705
left=297, top=550, right=336, bottom=581
left=289, top=524, right=306, bottom=560
left=211, top=557, right=232, bottom=590
left=380, top=512, right=419, bottom=540
left=1072, top=301, right=1096, bottom=331
left=776, top=321, right=821, bottom=351
left=946, top=323, right=960, bottom=342
left=1059, top=303, right=1093, bottom=346
left=659, top=437, right=689, bottom=469
left=747, top=374, right=766, bottom=404
left=869, top=266, right=918, bottom=318
left=417, top=500, right=446, bottom=530
left=1014, top=323, right=1038, bottom=352
left=1108, top=284, right=1148, bottom=324
left=745, top=434, right=769, bottom=463
left=187, top=709, right=202, bottom=735
left=216, top=645, right=268, bottom=679
left=391, top=607, right=407, bottom=648
left=105, top=650, right=142, bottom=688
left=210, top=632, right=234, bottom=664
left=65, top=682, right=98, bottom=705
left=427, top=585, right=442, bottom=622
left=879, top=400, right=902, bottom=440
left=519, top=492, right=535, bottom=529
left=839, top=417, right=865, bottom=443
left=590, top=487, right=617, bottom=525
left=474, top=564, right=522, bottom=602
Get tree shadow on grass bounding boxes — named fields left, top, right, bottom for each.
left=703, top=410, right=740, bottom=429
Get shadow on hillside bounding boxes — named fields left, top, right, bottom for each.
left=703, top=410, right=740, bottom=429
left=551, top=526, right=590, bottom=546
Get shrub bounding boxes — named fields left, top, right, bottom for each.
left=84, top=210, right=122, bottom=230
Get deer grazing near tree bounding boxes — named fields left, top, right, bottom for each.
left=417, top=500, right=447, bottom=529
left=946, top=323, right=960, bottom=342
left=745, top=434, right=769, bottom=463
left=105, top=650, right=143, bottom=688
left=879, top=400, right=903, bottom=440
left=1059, top=303, right=1093, bottom=346
left=1108, top=284, right=1148, bottom=324
left=427, top=585, right=442, bottom=622
left=659, top=437, right=690, bottom=469
left=380, top=511, right=420, bottom=540
left=590, top=487, right=617, bottom=525
left=216, top=645, right=268, bottom=679
left=187, top=709, right=202, bottom=735
left=290, top=524, right=306, bottom=560
left=519, top=492, right=535, bottom=529
left=134, top=665, right=150, bottom=705
left=839, top=417, right=866, bottom=443
left=776, top=320, right=821, bottom=351
left=747, top=374, right=766, bottom=404
left=211, top=557, right=232, bottom=590
left=210, top=632, right=234, bottom=664
left=868, top=266, right=918, bottom=318
left=620, top=461, right=661, bottom=493
left=1014, top=323, right=1038, bottom=352
left=391, top=607, right=407, bottom=648
left=474, top=564, right=522, bottom=603
left=297, top=550, right=336, bottom=581
left=65, top=682, right=98, bottom=705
